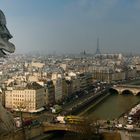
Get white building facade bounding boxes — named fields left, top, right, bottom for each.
left=5, top=83, right=45, bottom=113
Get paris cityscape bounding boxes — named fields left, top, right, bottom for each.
left=1, top=47, right=140, bottom=140
left=1, top=0, right=140, bottom=140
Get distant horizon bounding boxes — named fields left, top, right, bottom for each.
left=13, top=51, right=140, bottom=57
left=1, top=0, right=140, bottom=54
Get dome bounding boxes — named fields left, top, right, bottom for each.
left=0, top=10, right=6, bottom=25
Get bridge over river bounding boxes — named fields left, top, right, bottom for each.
left=111, top=84, right=140, bottom=95
left=42, top=121, right=95, bottom=134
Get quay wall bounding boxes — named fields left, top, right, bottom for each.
left=69, top=88, right=110, bottom=115
left=79, top=92, right=110, bottom=116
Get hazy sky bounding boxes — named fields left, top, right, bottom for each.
left=1, top=0, right=140, bottom=54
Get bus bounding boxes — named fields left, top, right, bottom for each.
left=64, top=116, right=85, bottom=125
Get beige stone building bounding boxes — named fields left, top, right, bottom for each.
left=5, top=82, right=45, bottom=113
left=31, top=62, right=45, bottom=68
left=92, top=66, right=125, bottom=83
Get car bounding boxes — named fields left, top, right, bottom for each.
left=127, top=120, right=133, bottom=124
left=128, top=117, right=132, bottom=120
left=115, top=124, right=123, bottom=129
left=124, top=125, right=135, bottom=131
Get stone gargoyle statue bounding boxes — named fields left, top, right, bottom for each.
left=0, top=9, right=15, bottom=57
left=0, top=10, right=15, bottom=134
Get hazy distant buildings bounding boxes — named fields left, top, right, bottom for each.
left=92, top=65, right=126, bottom=83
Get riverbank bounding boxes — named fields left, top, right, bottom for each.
left=125, top=79, right=140, bottom=85
left=79, top=92, right=110, bottom=116
left=118, top=100, right=140, bottom=119
left=69, top=88, right=110, bottom=115
left=82, top=92, right=140, bottom=120
left=118, top=100, right=140, bottom=128
left=114, top=79, right=140, bottom=120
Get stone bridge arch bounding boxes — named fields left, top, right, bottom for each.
left=136, top=92, right=140, bottom=96
left=121, top=89, right=133, bottom=95
left=42, top=122, right=93, bottom=134
left=109, top=88, right=119, bottom=94
left=110, top=85, right=140, bottom=96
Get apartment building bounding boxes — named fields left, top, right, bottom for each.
left=5, top=82, right=45, bottom=113
left=44, top=80, right=55, bottom=106
left=53, top=78, right=63, bottom=103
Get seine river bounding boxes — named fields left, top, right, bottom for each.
left=48, top=93, right=140, bottom=140
left=84, top=93, right=140, bottom=120
left=84, top=79, right=140, bottom=120
left=47, top=80, right=140, bottom=139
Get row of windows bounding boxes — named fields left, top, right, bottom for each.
left=13, top=95, right=24, bottom=97
left=13, top=98, right=24, bottom=101
left=13, top=90, right=35, bottom=94
left=13, top=94, right=35, bottom=98
left=12, top=102, right=36, bottom=107
left=13, top=98, right=36, bottom=102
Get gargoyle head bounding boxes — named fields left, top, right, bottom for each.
left=0, top=10, right=15, bottom=57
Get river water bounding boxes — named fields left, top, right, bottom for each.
left=46, top=80, right=140, bottom=139
left=48, top=93, right=140, bottom=140
left=85, top=92, right=140, bottom=120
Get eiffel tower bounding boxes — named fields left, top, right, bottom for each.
left=95, top=37, right=101, bottom=55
